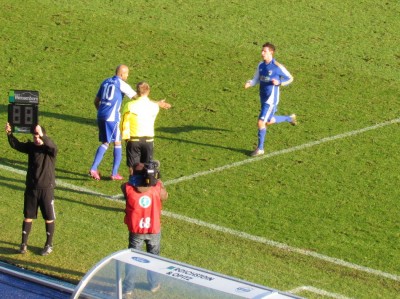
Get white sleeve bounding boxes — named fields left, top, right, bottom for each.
left=247, top=63, right=260, bottom=86
left=119, top=80, right=137, bottom=99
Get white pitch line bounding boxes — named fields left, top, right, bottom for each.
left=289, top=286, right=354, bottom=299
left=163, top=118, right=400, bottom=186
left=100, top=117, right=400, bottom=195
left=1, top=118, right=399, bottom=283
left=1, top=165, right=399, bottom=283
left=161, top=210, right=400, bottom=282
left=0, top=164, right=120, bottom=200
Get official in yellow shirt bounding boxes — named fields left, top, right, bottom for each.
left=120, top=82, right=171, bottom=176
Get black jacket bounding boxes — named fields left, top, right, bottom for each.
left=8, top=134, right=57, bottom=189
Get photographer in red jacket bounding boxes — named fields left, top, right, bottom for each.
left=121, top=161, right=168, bottom=296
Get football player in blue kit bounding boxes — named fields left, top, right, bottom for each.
left=245, top=42, right=296, bottom=156
left=89, top=64, right=137, bottom=180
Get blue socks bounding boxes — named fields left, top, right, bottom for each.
left=257, top=116, right=292, bottom=150
left=112, top=145, right=122, bottom=176
left=91, top=143, right=123, bottom=176
left=91, top=144, right=108, bottom=171
left=274, top=115, right=292, bottom=124
left=257, top=128, right=267, bottom=150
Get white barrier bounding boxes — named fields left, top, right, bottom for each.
left=71, top=249, right=302, bottom=299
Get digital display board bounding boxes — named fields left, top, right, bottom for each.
left=8, top=90, right=39, bottom=133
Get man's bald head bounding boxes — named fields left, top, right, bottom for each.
left=116, top=64, right=130, bottom=81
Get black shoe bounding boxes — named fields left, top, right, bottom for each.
left=41, top=245, right=53, bottom=256
left=18, top=243, right=27, bottom=254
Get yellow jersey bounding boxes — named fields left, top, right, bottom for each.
left=120, top=96, right=160, bottom=140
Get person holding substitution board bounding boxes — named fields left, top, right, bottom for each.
left=5, top=122, right=57, bottom=256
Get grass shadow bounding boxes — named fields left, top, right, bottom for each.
left=41, top=111, right=95, bottom=127
left=0, top=241, right=83, bottom=282
left=158, top=135, right=249, bottom=155
left=0, top=158, right=27, bottom=172
left=0, top=105, right=95, bottom=127
left=157, top=125, right=230, bottom=134
left=0, top=175, right=25, bottom=191
left=0, top=157, right=89, bottom=179
left=57, top=195, right=122, bottom=213
left=157, top=126, right=249, bottom=154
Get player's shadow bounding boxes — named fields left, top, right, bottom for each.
left=0, top=175, right=25, bottom=192
left=55, top=170, right=90, bottom=181
left=0, top=158, right=27, bottom=172
left=41, top=111, right=95, bottom=126
left=57, top=195, right=122, bottom=212
left=0, top=241, right=47, bottom=257
left=0, top=241, right=83, bottom=280
left=0, top=157, right=88, bottom=180
left=157, top=125, right=229, bottom=134
left=157, top=125, right=249, bottom=155
left=0, top=104, right=95, bottom=127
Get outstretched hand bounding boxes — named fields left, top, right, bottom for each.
left=158, top=99, right=172, bottom=109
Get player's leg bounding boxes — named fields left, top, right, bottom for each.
left=111, top=122, right=123, bottom=179
left=251, top=103, right=273, bottom=156
left=142, top=140, right=154, bottom=164
left=126, top=141, right=141, bottom=176
left=111, top=141, right=123, bottom=179
left=90, top=120, right=110, bottom=179
left=266, top=101, right=297, bottom=125
left=39, top=188, right=55, bottom=255
left=257, top=118, right=267, bottom=149
left=20, top=189, right=38, bottom=253
left=89, top=143, right=108, bottom=179
left=269, top=114, right=296, bottom=125
left=123, top=233, right=144, bottom=294
left=20, top=220, right=32, bottom=254
left=145, top=233, right=161, bottom=292
left=145, top=233, right=160, bottom=255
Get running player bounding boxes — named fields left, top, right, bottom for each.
left=245, top=42, right=296, bottom=156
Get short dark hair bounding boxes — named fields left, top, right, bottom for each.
left=262, top=42, right=276, bottom=52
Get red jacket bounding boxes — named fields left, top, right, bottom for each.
left=124, top=181, right=163, bottom=234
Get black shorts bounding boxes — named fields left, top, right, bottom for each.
left=24, top=188, right=56, bottom=220
left=126, top=139, right=154, bottom=167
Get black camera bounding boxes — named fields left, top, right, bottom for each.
left=143, top=160, right=161, bottom=186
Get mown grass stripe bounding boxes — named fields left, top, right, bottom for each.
left=164, top=118, right=400, bottom=186
left=1, top=170, right=398, bottom=283
left=1, top=118, right=399, bottom=283
left=162, top=210, right=400, bottom=282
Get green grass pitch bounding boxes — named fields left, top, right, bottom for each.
left=0, top=1, right=399, bottom=298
